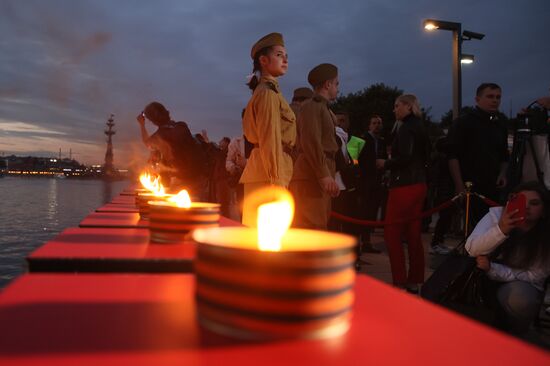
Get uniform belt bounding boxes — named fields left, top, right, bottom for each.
left=253, top=143, right=294, bottom=156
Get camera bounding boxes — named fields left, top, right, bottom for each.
left=514, top=104, right=549, bottom=135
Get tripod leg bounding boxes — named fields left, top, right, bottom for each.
left=527, top=136, right=546, bottom=187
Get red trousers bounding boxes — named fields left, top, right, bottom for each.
left=383, top=183, right=427, bottom=285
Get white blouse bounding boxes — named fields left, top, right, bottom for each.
left=465, top=207, right=549, bottom=291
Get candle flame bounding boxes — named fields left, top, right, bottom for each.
left=253, top=187, right=294, bottom=252
left=168, top=190, right=192, bottom=208
left=139, top=173, right=165, bottom=196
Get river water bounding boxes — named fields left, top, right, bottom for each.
left=0, top=176, right=128, bottom=288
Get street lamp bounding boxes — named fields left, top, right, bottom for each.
left=423, top=19, right=485, bottom=120
left=460, top=54, right=475, bottom=64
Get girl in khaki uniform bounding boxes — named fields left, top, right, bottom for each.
left=240, top=32, right=296, bottom=227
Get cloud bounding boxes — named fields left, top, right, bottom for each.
left=0, top=120, right=67, bottom=135
left=1, top=0, right=549, bottom=166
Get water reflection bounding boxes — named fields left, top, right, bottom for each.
left=103, top=181, right=113, bottom=204
left=46, top=178, right=58, bottom=221
left=0, top=177, right=129, bottom=288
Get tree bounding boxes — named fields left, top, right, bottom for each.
left=422, top=106, right=445, bottom=140
left=332, top=83, right=402, bottom=138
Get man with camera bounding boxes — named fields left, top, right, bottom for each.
left=447, top=83, right=509, bottom=227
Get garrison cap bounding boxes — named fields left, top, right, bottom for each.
left=293, top=87, right=314, bottom=99
left=251, top=32, right=284, bottom=59
left=307, top=63, right=338, bottom=88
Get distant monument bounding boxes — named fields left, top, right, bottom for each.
left=103, top=114, right=116, bottom=177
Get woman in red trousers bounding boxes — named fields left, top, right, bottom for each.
left=376, top=94, right=430, bottom=293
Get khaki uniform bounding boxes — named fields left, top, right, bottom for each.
left=240, top=76, right=296, bottom=226
left=290, top=94, right=339, bottom=229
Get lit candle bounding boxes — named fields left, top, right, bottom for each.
left=135, top=173, right=163, bottom=206
left=192, top=187, right=356, bottom=340
left=148, top=190, right=220, bottom=243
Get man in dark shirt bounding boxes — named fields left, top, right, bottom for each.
left=358, top=115, right=387, bottom=253
left=447, top=83, right=509, bottom=227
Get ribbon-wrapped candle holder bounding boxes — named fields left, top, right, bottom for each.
left=192, top=187, right=356, bottom=340
left=148, top=191, right=220, bottom=243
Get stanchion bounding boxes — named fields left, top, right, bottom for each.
left=463, top=182, right=473, bottom=240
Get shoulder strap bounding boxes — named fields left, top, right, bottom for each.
left=264, top=81, right=278, bottom=94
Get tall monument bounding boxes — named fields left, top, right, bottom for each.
left=104, top=114, right=116, bottom=176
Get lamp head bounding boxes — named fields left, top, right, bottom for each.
left=462, top=30, right=485, bottom=40
left=461, top=54, right=475, bottom=64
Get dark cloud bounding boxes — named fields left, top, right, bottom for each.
left=0, top=0, right=549, bottom=165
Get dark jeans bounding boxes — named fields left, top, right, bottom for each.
left=492, top=280, right=543, bottom=335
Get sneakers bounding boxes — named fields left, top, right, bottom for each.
left=405, top=284, right=419, bottom=294
left=361, top=242, right=381, bottom=254
left=429, top=244, right=451, bottom=255
left=395, top=284, right=419, bottom=294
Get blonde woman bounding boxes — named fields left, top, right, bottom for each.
left=376, top=94, right=430, bottom=292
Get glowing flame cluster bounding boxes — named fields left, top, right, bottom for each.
left=254, top=187, right=294, bottom=252
left=168, top=190, right=192, bottom=208
left=139, top=173, right=166, bottom=196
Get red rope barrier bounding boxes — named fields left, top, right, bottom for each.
left=330, top=189, right=501, bottom=228
left=330, top=198, right=457, bottom=228
left=472, top=193, right=500, bottom=207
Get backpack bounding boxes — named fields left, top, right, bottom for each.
left=158, top=122, right=209, bottom=178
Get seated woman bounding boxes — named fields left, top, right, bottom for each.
left=466, top=181, right=550, bottom=336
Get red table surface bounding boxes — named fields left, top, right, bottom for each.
left=79, top=212, right=239, bottom=229
left=27, top=227, right=194, bottom=259
left=96, top=203, right=138, bottom=213
left=28, top=219, right=242, bottom=273
left=0, top=274, right=547, bottom=366
left=109, top=195, right=136, bottom=204
left=79, top=212, right=147, bottom=228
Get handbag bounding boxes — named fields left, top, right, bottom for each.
left=421, top=240, right=500, bottom=325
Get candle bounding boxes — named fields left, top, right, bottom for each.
left=135, top=173, right=172, bottom=219
left=136, top=192, right=171, bottom=219
left=192, top=187, right=356, bottom=340
left=136, top=173, right=163, bottom=206
left=149, top=190, right=220, bottom=244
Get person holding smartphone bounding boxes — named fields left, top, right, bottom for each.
left=466, top=181, right=550, bottom=336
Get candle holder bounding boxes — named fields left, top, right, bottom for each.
left=133, top=188, right=150, bottom=205
left=149, top=201, right=220, bottom=244
left=192, top=227, right=356, bottom=340
left=136, top=193, right=171, bottom=219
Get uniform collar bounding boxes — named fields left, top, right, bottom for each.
left=312, top=93, right=329, bottom=105
left=260, top=76, right=280, bottom=92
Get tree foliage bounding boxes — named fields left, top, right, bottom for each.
left=332, top=83, right=445, bottom=140
left=332, top=83, right=402, bottom=138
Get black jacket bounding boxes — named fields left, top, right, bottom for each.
left=384, top=114, right=430, bottom=188
left=447, top=107, right=508, bottom=195
left=358, top=132, right=387, bottom=191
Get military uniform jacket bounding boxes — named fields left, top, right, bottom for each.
left=240, top=77, right=296, bottom=186
left=292, top=94, right=339, bottom=181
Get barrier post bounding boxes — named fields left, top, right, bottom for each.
left=464, top=181, right=473, bottom=239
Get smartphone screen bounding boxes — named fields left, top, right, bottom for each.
left=506, top=193, right=526, bottom=221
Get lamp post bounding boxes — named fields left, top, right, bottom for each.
left=423, top=19, right=484, bottom=120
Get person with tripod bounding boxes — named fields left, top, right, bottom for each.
left=448, top=83, right=509, bottom=228
left=508, top=96, right=550, bottom=191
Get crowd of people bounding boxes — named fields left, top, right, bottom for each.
left=135, top=32, right=550, bottom=341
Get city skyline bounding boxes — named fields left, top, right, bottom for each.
left=1, top=0, right=549, bottom=167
